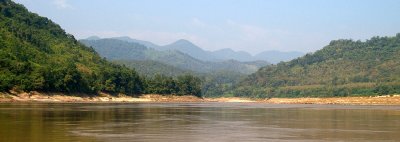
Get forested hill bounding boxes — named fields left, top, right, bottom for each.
left=233, top=34, right=400, bottom=98
left=0, top=0, right=202, bottom=97
left=0, top=0, right=144, bottom=94
left=114, top=60, right=193, bottom=77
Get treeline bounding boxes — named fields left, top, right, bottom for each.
left=200, top=71, right=245, bottom=98
left=233, top=34, right=400, bottom=98
left=0, top=0, right=201, bottom=97
left=145, top=74, right=202, bottom=97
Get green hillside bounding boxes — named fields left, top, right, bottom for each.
left=234, top=34, right=400, bottom=98
left=0, top=0, right=201, bottom=97
left=114, top=60, right=193, bottom=77
left=79, top=39, right=148, bottom=60
left=0, top=0, right=144, bottom=94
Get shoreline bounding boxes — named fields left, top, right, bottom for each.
left=1, top=92, right=400, bottom=105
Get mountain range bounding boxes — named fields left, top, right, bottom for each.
left=80, top=38, right=269, bottom=74
left=87, top=36, right=304, bottom=64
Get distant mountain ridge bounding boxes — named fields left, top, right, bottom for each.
left=80, top=38, right=269, bottom=74
left=211, top=48, right=253, bottom=62
left=161, top=39, right=216, bottom=61
left=88, top=36, right=304, bottom=63
left=112, top=36, right=160, bottom=49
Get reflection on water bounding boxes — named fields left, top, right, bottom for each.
left=0, top=103, right=399, bottom=142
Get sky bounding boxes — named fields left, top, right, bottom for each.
left=13, top=0, right=400, bottom=54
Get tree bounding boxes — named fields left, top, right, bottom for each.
left=177, top=74, right=202, bottom=97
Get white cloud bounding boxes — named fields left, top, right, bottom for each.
left=188, top=17, right=223, bottom=33
left=191, top=18, right=207, bottom=28
left=223, top=20, right=285, bottom=53
left=53, top=0, right=72, bottom=9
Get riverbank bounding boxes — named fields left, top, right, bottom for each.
left=260, top=95, right=400, bottom=105
left=1, top=91, right=400, bottom=105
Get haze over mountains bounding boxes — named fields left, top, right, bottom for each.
left=80, top=38, right=269, bottom=74
left=86, top=36, right=304, bottom=64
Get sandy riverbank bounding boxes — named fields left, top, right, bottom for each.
left=260, top=95, right=400, bottom=105
left=1, top=91, right=400, bottom=105
left=0, top=91, right=256, bottom=103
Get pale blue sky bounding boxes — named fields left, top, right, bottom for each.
left=13, top=0, right=400, bottom=54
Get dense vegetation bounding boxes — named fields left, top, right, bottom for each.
left=233, top=34, right=400, bottom=98
left=0, top=0, right=201, bottom=96
left=200, top=71, right=246, bottom=98
left=114, top=60, right=193, bottom=77
left=144, top=74, right=202, bottom=97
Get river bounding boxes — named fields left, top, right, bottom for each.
left=0, top=103, right=399, bottom=142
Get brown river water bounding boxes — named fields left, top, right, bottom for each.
left=0, top=103, right=399, bottom=142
